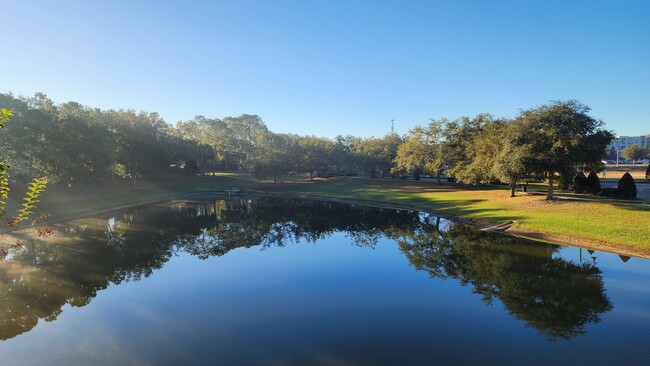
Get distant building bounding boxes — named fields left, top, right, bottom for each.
left=607, top=135, right=650, bottom=154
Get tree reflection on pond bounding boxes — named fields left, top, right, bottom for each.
left=394, top=218, right=613, bottom=340
left=0, top=198, right=612, bottom=341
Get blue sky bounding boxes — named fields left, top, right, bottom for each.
left=1, top=0, right=648, bottom=137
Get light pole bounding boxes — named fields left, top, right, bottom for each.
left=614, top=136, right=618, bottom=167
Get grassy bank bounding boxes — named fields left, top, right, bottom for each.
left=8, top=173, right=650, bottom=258
left=253, top=178, right=650, bottom=253
left=21, top=174, right=252, bottom=219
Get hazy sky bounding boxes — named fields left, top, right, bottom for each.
left=2, top=0, right=648, bottom=137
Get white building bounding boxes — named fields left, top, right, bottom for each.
left=607, top=135, right=650, bottom=154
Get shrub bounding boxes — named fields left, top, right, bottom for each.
left=617, top=172, right=637, bottom=199
left=586, top=171, right=601, bottom=195
left=572, top=172, right=587, bottom=193
left=599, top=187, right=618, bottom=197
left=559, top=172, right=573, bottom=190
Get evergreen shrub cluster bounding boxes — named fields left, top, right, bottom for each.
left=572, top=172, right=587, bottom=193
left=617, top=172, right=637, bottom=199
left=573, top=171, right=601, bottom=195
left=585, top=171, right=601, bottom=195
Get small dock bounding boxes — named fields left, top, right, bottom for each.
left=480, top=221, right=515, bottom=232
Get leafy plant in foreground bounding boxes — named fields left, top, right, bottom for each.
left=0, top=108, right=50, bottom=259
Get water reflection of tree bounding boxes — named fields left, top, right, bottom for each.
left=0, top=198, right=613, bottom=342
left=0, top=199, right=419, bottom=340
left=175, top=199, right=421, bottom=258
left=395, top=222, right=614, bottom=340
left=0, top=203, right=209, bottom=340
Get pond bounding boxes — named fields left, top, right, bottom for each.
left=0, top=197, right=649, bottom=365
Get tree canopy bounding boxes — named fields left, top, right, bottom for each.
left=514, top=100, right=613, bottom=199
left=394, top=120, right=445, bottom=184
left=622, top=145, right=648, bottom=165
left=0, top=93, right=613, bottom=198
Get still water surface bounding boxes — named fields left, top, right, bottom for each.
left=0, top=198, right=649, bottom=365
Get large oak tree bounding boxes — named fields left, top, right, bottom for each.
left=516, top=100, right=613, bottom=200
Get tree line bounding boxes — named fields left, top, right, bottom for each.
left=0, top=93, right=614, bottom=199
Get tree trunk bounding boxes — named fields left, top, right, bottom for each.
left=197, top=147, right=202, bottom=175
left=547, top=171, right=554, bottom=200
left=309, top=171, right=313, bottom=181
left=510, top=182, right=516, bottom=198
left=436, top=170, right=442, bottom=186
left=273, top=174, right=277, bottom=183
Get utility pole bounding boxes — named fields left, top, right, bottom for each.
left=615, top=136, right=619, bottom=167
left=391, top=119, right=394, bottom=135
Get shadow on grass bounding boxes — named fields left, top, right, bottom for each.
left=610, top=203, right=650, bottom=213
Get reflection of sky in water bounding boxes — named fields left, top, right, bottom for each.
left=0, top=199, right=649, bottom=365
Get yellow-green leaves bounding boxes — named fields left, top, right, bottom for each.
left=0, top=109, right=12, bottom=213
left=0, top=108, right=13, bottom=127
left=0, top=164, right=9, bottom=212
left=16, top=177, right=48, bottom=221
left=0, top=108, right=49, bottom=229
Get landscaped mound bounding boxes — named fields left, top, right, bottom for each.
left=586, top=171, right=601, bottom=195
left=572, top=172, right=587, bottom=193
left=617, top=172, right=637, bottom=199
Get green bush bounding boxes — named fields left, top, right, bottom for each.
left=586, top=171, right=601, bottom=195
left=572, top=172, right=587, bottom=193
left=617, top=172, right=637, bottom=199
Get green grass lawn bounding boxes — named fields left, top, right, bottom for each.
left=253, top=178, right=650, bottom=251
left=602, top=164, right=648, bottom=180
left=6, top=173, right=649, bottom=255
